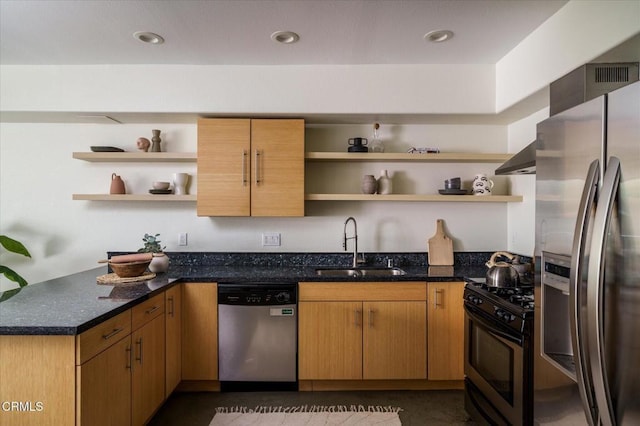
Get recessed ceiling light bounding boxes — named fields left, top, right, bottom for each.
left=271, top=31, right=300, bottom=44
left=424, top=30, right=454, bottom=43
left=133, top=31, right=165, bottom=45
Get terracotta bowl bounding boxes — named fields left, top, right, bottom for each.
left=109, top=260, right=151, bottom=278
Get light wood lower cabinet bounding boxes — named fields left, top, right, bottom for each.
left=0, top=335, right=76, bottom=426
left=363, top=300, right=427, bottom=379
left=165, top=285, right=182, bottom=396
left=298, top=282, right=427, bottom=381
left=181, top=283, right=218, bottom=380
left=298, top=300, right=363, bottom=380
left=427, top=281, right=465, bottom=380
left=77, top=336, right=132, bottom=426
left=131, top=311, right=165, bottom=426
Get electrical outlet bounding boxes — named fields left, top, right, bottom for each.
left=262, top=232, right=281, bottom=246
left=178, top=232, right=188, bottom=246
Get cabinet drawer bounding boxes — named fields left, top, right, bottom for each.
left=76, top=309, right=131, bottom=365
left=132, top=293, right=165, bottom=331
left=299, top=282, right=427, bottom=301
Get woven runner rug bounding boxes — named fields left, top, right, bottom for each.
left=210, top=405, right=402, bottom=425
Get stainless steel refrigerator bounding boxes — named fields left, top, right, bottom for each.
left=534, top=81, right=639, bottom=424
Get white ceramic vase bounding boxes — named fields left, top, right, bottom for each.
left=149, top=253, right=170, bottom=273
left=173, top=173, right=189, bottom=195
left=377, top=169, right=392, bottom=194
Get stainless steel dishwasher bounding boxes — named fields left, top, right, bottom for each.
left=218, top=283, right=297, bottom=391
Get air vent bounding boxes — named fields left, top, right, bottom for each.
left=594, top=66, right=630, bottom=83
left=550, top=62, right=639, bottom=116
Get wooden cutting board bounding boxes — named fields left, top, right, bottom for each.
left=428, top=219, right=454, bottom=266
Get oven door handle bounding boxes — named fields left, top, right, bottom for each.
left=464, top=304, right=522, bottom=347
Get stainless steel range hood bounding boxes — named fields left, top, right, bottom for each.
left=495, top=62, right=638, bottom=176
left=495, top=141, right=536, bottom=175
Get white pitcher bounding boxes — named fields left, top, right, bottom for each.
left=472, top=174, right=494, bottom=196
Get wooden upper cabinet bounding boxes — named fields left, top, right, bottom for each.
left=197, top=118, right=304, bottom=217
left=197, top=118, right=251, bottom=216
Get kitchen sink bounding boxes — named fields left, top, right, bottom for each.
left=315, top=267, right=406, bottom=277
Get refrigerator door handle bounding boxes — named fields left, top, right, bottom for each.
left=569, top=159, right=599, bottom=426
left=587, top=156, right=621, bottom=426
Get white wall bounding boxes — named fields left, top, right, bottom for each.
left=0, top=120, right=510, bottom=290
left=496, top=0, right=640, bottom=111
left=506, top=108, right=550, bottom=257
left=0, top=64, right=495, bottom=115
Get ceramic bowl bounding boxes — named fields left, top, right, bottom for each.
left=152, top=181, right=170, bottom=190
left=109, top=260, right=151, bottom=278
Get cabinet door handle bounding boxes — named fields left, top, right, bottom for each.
left=368, top=309, right=375, bottom=328
left=254, top=150, right=261, bottom=185
left=126, top=345, right=132, bottom=370
left=102, top=327, right=123, bottom=340
left=146, top=305, right=160, bottom=315
left=168, top=296, right=174, bottom=317
left=135, top=338, right=143, bottom=364
left=354, top=309, right=361, bottom=327
left=242, top=150, right=248, bottom=186
left=434, top=288, right=444, bottom=309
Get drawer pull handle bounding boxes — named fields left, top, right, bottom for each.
left=102, top=328, right=123, bottom=340
left=242, top=150, right=248, bottom=185
left=354, top=309, right=361, bottom=328
left=126, top=345, right=132, bottom=369
left=136, top=338, right=143, bottom=364
left=255, top=150, right=262, bottom=185
left=434, top=288, right=444, bottom=309
left=146, top=305, right=160, bottom=315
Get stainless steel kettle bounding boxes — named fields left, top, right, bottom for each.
left=485, top=251, right=520, bottom=288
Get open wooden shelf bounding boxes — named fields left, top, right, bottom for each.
left=305, top=194, right=522, bottom=202
left=72, top=152, right=196, bottom=162
left=305, top=152, right=513, bottom=163
left=72, top=194, right=196, bottom=201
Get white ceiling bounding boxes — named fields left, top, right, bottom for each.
left=0, top=0, right=568, bottom=66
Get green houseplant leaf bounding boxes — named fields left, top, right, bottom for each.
left=0, top=235, right=31, bottom=258
left=0, top=265, right=28, bottom=287
left=138, top=233, right=166, bottom=253
left=0, top=235, right=32, bottom=291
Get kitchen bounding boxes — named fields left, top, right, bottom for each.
left=1, top=1, right=639, bottom=425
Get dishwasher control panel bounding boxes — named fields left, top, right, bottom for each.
left=218, top=283, right=297, bottom=306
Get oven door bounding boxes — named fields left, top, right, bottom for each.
left=464, top=304, right=524, bottom=425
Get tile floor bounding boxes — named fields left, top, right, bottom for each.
left=148, top=390, right=477, bottom=425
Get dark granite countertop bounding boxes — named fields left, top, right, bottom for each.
left=1, top=251, right=504, bottom=336
left=0, top=267, right=180, bottom=335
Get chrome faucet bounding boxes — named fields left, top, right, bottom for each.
left=343, top=216, right=361, bottom=268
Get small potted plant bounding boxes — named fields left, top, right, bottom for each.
left=138, top=233, right=169, bottom=273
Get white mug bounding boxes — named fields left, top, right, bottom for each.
left=472, top=174, right=494, bottom=196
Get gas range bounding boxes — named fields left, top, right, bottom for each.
left=464, top=278, right=534, bottom=335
